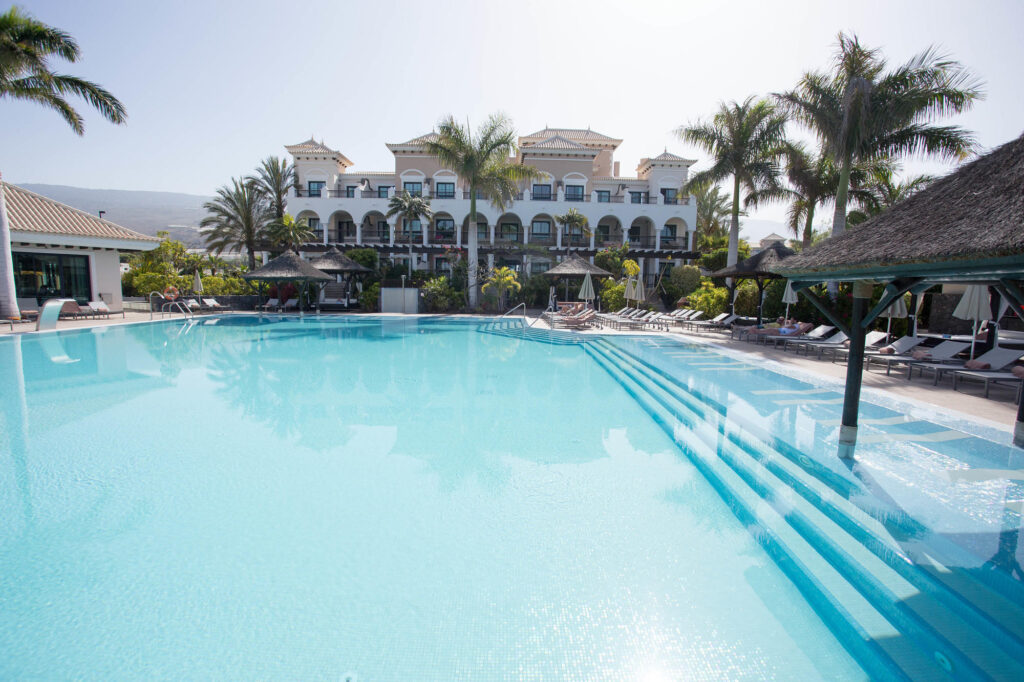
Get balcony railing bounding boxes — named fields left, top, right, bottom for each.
left=628, top=236, right=657, bottom=248
left=431, top=230, right=457, bottom=244
left=433, top=191, right=456, bottom=199
left=529, top=233, right=555, bottom=245
left=564, top=193, right=589, bottom=202
left=563, top=234, right=590, bottom=246
left=629, top=196, right=657, bottom=205
left=531, top=192, right=553, bottom=201
left=360, top=231, right=389, bottom=243
left=595, top=195, right=624, bottom=204
left=495, top=234, right=522, bottom=244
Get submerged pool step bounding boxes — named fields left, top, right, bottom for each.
left=586, top=339, right=1024, bottom=681
left=478, top=319, right=583, bottom=345
left=585, top=344, right=923, bottom=680
left=591, top=337, right=1024, bottom=650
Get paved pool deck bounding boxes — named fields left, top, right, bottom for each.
left=1, top=310, right=1017, bottom=429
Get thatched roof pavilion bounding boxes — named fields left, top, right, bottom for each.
left=242, top=250, right=333, bottom=282
left=712, top=242, right=796, bottom=323
left=776, top=134, right=1024, bottom=283
left=309, top=247, right=373, bottom=274
left=772, top=133, right=1024, bottom=451
left=543, top=254, right=613, bottom=278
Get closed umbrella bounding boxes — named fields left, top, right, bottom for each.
left=192, top=270, right=203, bottom=298
left=782, top=280, right=799, bottom=322
left=881, top=294, right=908, bottom=338
left=952, top=285, right=991, bottom=358
left=634, top=278, right=646, bottom=306
left=578, top=272, right=595, bottom=304
left=624, top=278, right=636, bottom=305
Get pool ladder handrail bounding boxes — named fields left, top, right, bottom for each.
left=149, top=292, right=194, bottom=320
left=501, top=302, right=539, bottom=327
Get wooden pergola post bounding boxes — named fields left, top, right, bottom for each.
left=839, top=281, right=873, bottom=457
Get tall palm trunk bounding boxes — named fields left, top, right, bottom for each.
left=246, top=244, right=256, bottom=271
left=802, top=203, right=816, bottom=248
left=408, top=220, right=415, bottom=278
left=728, top=175, right=741, bottom=266
left=832, top=152, right=853, bottom=237
left=467, top=190, right=479, bottom=308
left=0, top=179, right=20, bottom=319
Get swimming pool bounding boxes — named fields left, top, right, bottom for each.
left=0, top=316, right=1020, bottom=679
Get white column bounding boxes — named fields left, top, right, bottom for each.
left=489, top=224, right=495, bottom=245
left=589, top=228, right=595, bottom=250
left=655, top=226, right=661, bottom=251
left=487, top=253, right=494, bottom=269
left=523, top=223, right=529, bottom=245
left=422, top=221, right=428, bottom=246
left=456, top=222, right=462, bottom=248
left=389, top=222, right=396, bottom=246
left=356, top=222, right=362, bottom=245
left=557, top=187, right=565, bottom=202
left=687, top=229, right=694, bottom=251
left=322, top=223, right=328, bottom=245
left=556, top=225, right=562, bottom=249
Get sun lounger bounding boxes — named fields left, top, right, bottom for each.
left=827, top=330, right=890, bottom=362
left=202, top=298, right=228, bottom=311
left=909, top=347, right=1024, bottom=385
left=866, top=340, right=968, bottom=375
left=768, top=324, right=834, bottom=348
left=86, top=300, right=124, bottom=318
left=689, top=313, right=738, bottom=333
left=280, top=299, right=299, bottom=312
left=259, top=298, right=280, bottom=311
left=58, top=300, right=92, bottom=319
left=789, top=331, right=850, bottom=357
left=952, top=369, right=1023, bottom=400
left=558, top=310, right=596, bottom=329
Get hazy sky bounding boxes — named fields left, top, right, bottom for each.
left=5, top=0, right=1023, bottom=237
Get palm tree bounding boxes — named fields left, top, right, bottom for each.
left=424, top=114, right=539, bottom=307
left=386, top=191, right=433, bottom=278
left=251, top=156, right=295, bottom=223
left=200, top=179, right=272, bottom=270
left=677, top=97, right=788, bottom=270
left=554, top=208, right=589, bottom=244
left=481, top=266, right=521, bottom=309
left=776, top=32, right=981, bottom=237
left=690, top=182, right=733, bottom=251
left=0, top=6, right=127, bottom=319
left=267, top=213, right=315, bottom=252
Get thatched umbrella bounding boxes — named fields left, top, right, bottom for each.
left=543, top=254, right=613, bottom=303
left=310, top=247, right=373, bottom=305
left=243, top=250, right=332, bottom=316
left=711, top=242, right=795, bottom=323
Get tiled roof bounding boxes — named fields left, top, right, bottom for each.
left=648, top=150, right=696, bottom=164
left=521, top=135, right=592, bottom=151
left=285, top=137, right=353, bottom=165
left=3, top=183, right=160, bottom=243
left=386, top=132, right=441, bottom=150
left=522, top=128, right=621, bottom=146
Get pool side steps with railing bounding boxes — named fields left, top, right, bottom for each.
left=584, top=337, right=1024, bottom=681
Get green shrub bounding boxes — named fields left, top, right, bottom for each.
left=601, top=280, right=626, bottom=311
left=671, top=264, right=701, bottom=296
left=699, top=242, right=750, bottom=276
left=359, top=282, right=380, bottom=311
left=127, top=272, right=191, bottom=298
left=421, top=276, right=460, bottom=312
left=688, top=280, right=729, bottom=317
left=595, top=245, right=629, bottom=277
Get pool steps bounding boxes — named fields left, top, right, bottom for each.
left=584, top=337, right=1024, bottom=681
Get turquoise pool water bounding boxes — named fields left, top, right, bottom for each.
left=0, top=316, right=1020, bottom=680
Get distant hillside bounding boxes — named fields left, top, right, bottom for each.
left=17, top=183, right=211, bottom=246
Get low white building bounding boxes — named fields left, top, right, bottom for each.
left=4, top=182, right=159, bottom=310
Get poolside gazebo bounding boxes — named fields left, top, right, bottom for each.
left=310, top=247, right=373, bottom=305
left=243, top=250, right=333, bottom=316
left=773, top=133, right=1024, bottom=452
left=543, top=255, right=613, bottom=304
left=710, top=242, right=795, bottom=324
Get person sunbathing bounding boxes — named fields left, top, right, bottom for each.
left=747, top=321, right=811, bottom=336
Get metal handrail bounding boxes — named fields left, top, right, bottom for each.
left=500, top=302, right=539, bottom=327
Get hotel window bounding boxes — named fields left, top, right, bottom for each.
left=661, top=188, right=678, bottom=204
left=532, top=184, right=552, bottom=200
left=563, top=223, right=584, bottom=240
left=377, top=220, right=390, bottom=239
left=596, top=190, right=610, bottom=203
left=661, top=224, right=677, bottom=241
left=595, top=224, right=610, bottom=242
left=307, top=181, right=325, bottom=197
left=531, top=220, right=551, bottom=238
left=12, top=251, right=92, bottom=303
left=530, top=261, right=551, bottom=275
left=435, top=217, right=455, bottom=236
left=402, top=218, right=422, bottom=237
left=565, top=185, right=584, bottom=202
left=436, top=259, right=452, bottom=274
left=435, top=182, right=455, bottom=199
left=630, top=191, right=645, bottom=204
left=345, top=185, right=356, bottom=198
left=500, top=223, right=520, bottom=240
left=403, top=182, right=422, bottom=196
left=307, top=217, right=321, bottom=235
left=338, top=220, right=354, bottom=239
left=477, top=222, right=489, bottom=240
left=378, top=186, right=392, bottom=198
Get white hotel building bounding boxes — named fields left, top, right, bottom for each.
left=285, top=127, right=698, bottom=284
